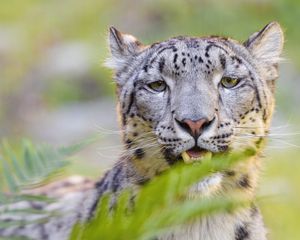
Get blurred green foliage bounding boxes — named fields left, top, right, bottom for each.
left=0, top=137, right=98, bottom=231
left=0, top=137, right=97, bottom=196
left=71, top=151, right=252, bottom=240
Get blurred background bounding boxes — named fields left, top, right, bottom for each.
left=0, top=0, right=299, bottom=239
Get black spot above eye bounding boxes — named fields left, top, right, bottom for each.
left=219, top=54, right=226, bottom=69
left=158, top=57, right=165, bottom=73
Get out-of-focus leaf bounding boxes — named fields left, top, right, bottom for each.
left=71, top=150, right=254, bottom=240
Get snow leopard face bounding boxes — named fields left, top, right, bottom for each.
left=106, top=22, right=283, bottom=170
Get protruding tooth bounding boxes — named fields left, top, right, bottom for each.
left=181, top=151, right=192, bottom=163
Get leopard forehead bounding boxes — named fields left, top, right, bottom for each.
left=141, top=37, right=243, bottom=77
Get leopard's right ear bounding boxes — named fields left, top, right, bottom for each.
left=105, top=27, right=145, bottom=71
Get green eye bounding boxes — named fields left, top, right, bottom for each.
left=221, top=77, right=240, bottom=89
left=147, top=80, right=167, bottom=92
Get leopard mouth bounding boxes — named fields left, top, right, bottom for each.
left=181, top=146, right=212, bottom=163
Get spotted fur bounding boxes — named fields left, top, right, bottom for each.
left=0, top=22, right=284, bottom=239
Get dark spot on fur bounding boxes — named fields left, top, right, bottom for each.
left=255, top=137, right=263, bottom=147
left=112, top=165, right=123, bottom=192
left=134, top=148, right=145, bottom=159
left=250, top=204, right=259, bottom=217
left=198, top=56, right=203, bottom=63
left=219, top=54, right=226, bottom=69
left=238, top=174, right=251, bottom=188
left=235, top=224, right=249, bottom=240
left=133, top=132, right=138, bottom=137
left=163, top=148, right=179, bottom=165
left=173, top=53, right=178, bottom=63
left=158, top=57, right=165, bottom=73
left=125, top=139, right=132, bottom=148
left=225, top=170, right=236, bottom=176
left=231, top=55, right=242, bottom=64
left=218, top=145, right=228, bottom=151
left=143, top=64, right=148, bottom=72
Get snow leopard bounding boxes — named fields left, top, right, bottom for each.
left=0, top=21, right=284, bottom=240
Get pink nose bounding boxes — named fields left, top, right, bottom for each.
left=183, top=119, right=208, bottom=136
left=176, top=118, right=209, bottom=138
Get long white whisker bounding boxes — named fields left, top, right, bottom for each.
left=269, top=138, right=300, bottom=148
left=95, top=125, right=125, bottom=134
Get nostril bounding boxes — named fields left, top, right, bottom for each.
left=175, top=118, right=191, bottom=133
left=175, top=118, right=210, bottom=138
left=203, top=116, right=215, bottom=129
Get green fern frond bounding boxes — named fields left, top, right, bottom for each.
left=0, top=136, right=99, bottom=197
left=71, top=150, right=254, bottom=240
left=0, top=139, right=69, bottom=196
left=0, top=136, right=99, bottom=225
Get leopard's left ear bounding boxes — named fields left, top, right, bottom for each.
left=105, top=27, right=145, bottom=71
left=244, top=22, right=284, bottom=65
